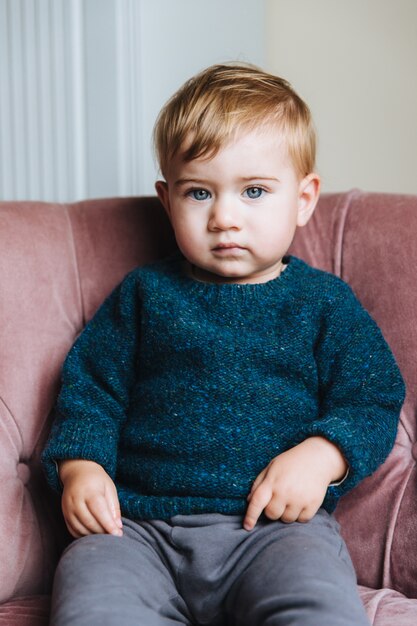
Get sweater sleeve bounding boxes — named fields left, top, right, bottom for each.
left=302, top=280, right=406, bottom=511
left=42, top=270, right=142, bottom=491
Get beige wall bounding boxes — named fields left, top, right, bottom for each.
left=265, top=0, right=417, bottom=193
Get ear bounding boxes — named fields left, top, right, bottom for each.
left=155, top=180, right=171, bottom=218
left=296, top=173, right=321, bottom=227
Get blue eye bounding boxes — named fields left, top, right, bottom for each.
left=188, top=189, right=211, bottom=201
left=245, top=187, right=264, bottom=199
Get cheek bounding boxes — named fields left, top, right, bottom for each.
left=170, top=216, right=203, bottom=258
left=253, top=212, right=297, bottom=251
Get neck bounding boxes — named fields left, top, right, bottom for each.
left=189, top=260, right=285, bottom=285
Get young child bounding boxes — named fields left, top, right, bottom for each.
left=42, top=63, right=405, bottom=626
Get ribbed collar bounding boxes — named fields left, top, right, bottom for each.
left=160, top=254, right=307, bottom=302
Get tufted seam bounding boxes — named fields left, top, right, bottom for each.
left=382, top=461, right=415, bottom=589
left=332, top=188, right=362, bottom=279
left=11, top=482, right=36, bottom=598
left=64, top=203, right=86, bottom=328
left=371, top=588, right=393, bottom=625
left=397, top=404, right=414, bottom=455
left=0, top=395, right=23, bottom=459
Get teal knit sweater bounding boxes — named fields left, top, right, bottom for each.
left=42, top=255, right=405, bottom=520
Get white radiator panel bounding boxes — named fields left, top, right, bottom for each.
left=0, top=0, right=86, bottom=202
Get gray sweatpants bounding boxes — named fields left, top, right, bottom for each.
left=50, top=510, right=369, bottom=626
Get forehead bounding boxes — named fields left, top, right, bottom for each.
left=168, top=126, right=293, bottom=179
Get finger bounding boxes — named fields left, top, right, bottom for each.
left=247, top=468, right=267, bottom=501
left=263, top=498, right=286, bottom=522
left=296, top=507, right=313, bottom=523
left=64, top=512, right=99, bottom=538
left=105, top=482, right=123, bottom=530
left=297, top=503, right=320, bottom=524
left=67, top=498, right=110, bottom=534
left=243, top=482, right=272, bottom=531
left=62, top=494, right=108, bottom=534
left=77, top=501, right=109, bottom=534
left=87, top=494, right=123, bottom=536
left=280, top=504, right=303, bottom=524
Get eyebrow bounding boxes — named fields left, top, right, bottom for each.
left=174, top=178, right=208, bottom=187
left=174, top=176, right=280, bottom=187
left=239, top=176, right=280, bottom=182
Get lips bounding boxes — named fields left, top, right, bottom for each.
left=212, top=242, right=245, bottom=251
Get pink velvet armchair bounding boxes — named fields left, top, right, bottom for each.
left=0, top=190, right=416, bottom=625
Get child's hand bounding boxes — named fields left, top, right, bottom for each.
left=58, top=459, right=123, bottom=538
left=243, top=437, right=347, bottom=531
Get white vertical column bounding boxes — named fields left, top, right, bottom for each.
left=0, top=0, right=14, bottom=198
left=82, top=0, right=119, bottom=199
left=37, top=0, right=54, bottom=200
left=23, top=0, right=41, bottom=200
left=50, top=0, right=69, bottom=200
left=115, top=0, right=143, bottom=197
left=69, top=0, right=86, bottom=201
left=6, top=0, right=27, bottom=198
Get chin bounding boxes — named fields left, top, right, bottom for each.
left=194, top=265, right=239, bottom=284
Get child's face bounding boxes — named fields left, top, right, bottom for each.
left=156, top=127, right=320, bottom=284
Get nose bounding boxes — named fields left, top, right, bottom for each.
left=208, top=198, right=241, bottom=231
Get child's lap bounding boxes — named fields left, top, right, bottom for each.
left=52, top=510, right=364, bottom=625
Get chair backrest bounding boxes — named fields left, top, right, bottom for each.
left=0, top=191, right=415, bottom=601
left=290, top=190, right=417, bottom=598
left=0, top=197, right=176, bottom=602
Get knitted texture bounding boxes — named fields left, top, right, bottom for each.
left=42, top=255, right=405, bottom=520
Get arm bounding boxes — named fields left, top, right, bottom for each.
left=304, top=282, right=405, bottom=508
left=42, top=271, right=142, bottom=494
left=245, top=280, right=405, bottom=530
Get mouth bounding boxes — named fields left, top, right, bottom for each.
left=212, top=242, right=246, bottom=252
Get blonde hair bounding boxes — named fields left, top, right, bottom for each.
left=153, top=63, right=316, bottom=180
